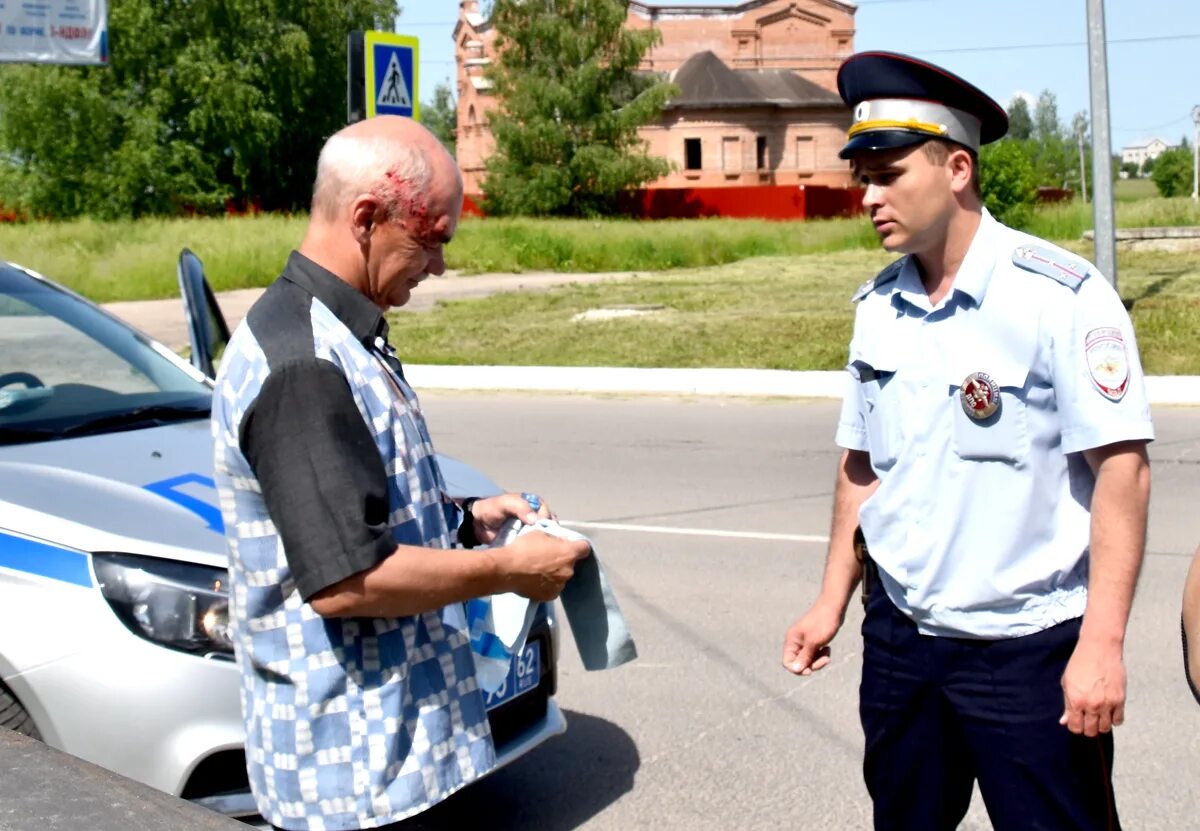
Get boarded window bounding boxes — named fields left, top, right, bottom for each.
left=722, top=137, right=741, bottom=172
left=685, top=138, right=702, bottom=171
left=795, top=136, right=815, bottom=171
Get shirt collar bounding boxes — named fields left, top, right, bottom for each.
left=280, top=251, right=385, bottom=344
left=887, top=208, right=1000, bottom=312
left=951, top=207, right=1000, bottom=306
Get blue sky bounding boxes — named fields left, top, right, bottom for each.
left=399, top=0, right=1200, bottom=152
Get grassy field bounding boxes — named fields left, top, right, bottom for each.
left=388, top=246, right=1200, bottom=375
left=1, top=196, right=1197, bottom=302
left=2, top=205, right=1197, bottom=374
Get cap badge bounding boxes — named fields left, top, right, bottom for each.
left=855, top=101, right=870, bottom=122
left=960, top=372, right=1000, bottom=420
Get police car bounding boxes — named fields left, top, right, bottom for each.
left=0, top=252, right=564, bottom=821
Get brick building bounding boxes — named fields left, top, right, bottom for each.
left=453, top=0, right=856, bottom=196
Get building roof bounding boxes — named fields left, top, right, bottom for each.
left=665, top=51, right=844, bottom=110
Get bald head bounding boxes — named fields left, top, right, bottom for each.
left=311, top=116, right=461, bottom=225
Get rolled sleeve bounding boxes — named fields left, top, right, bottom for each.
left=240, top=359, right=396, bottom=600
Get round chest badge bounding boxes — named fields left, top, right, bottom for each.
left=1085, top=327, right=1129, bottom=401
left=960, top=372, right=1000, bottom=419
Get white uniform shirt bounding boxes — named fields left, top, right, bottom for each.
left=835, top=209, right=1154, bottom=638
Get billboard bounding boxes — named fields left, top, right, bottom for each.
left=0, top=0, right=108, bottom=65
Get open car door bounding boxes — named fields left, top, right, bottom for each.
left=177, top=248, right=231, bottom=381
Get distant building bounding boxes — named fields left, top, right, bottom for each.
left=453, top=0, right=856, bottom=196
left=1120, top=138, right=1174, bottom=168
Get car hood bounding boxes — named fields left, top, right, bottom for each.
left=0, top=420, right=502, bottom=570
left=0, top=420, right=228, bottom=568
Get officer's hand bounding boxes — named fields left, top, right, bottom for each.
left=1059, top=638, right=1127, bottom=737
left=471, top=492, right=554, bottom=545
left=783, top=601, right=844, bottom=676
left=498, top=531, right=592, bottom=602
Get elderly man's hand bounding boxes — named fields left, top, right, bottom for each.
left=499, top=531, right=592, bottom=602
left=471, top=492, right=553, bottom=545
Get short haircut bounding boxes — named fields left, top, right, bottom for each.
left=311, top=134, right=434, bottom=223
left=921, top=138, right=981, bottom=197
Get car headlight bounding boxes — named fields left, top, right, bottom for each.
left=93, top=552, right=233, bottom=657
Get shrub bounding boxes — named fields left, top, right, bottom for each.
left=979, top=140, right=1038, bottom=228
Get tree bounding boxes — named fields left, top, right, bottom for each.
left=1033, top=91, right=1061, bottom=144
left=481, top=0, right=675, bottom=217
left=979, top=138, right=1037, bottom=229
left=422, top=80, right=458, bottom=157
left=1151, top=147, right=1194, bottom=197
left=1007, top=96, right=1033, bottom=141
left=0, top=0, right=399, bottom=219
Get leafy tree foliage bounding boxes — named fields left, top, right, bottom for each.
left=1006, top=96, right=1033, bottom=141
left=0, top=0, right=398, bottom=219
left=1151, top=147, right=1195, bottom=197
left=422, top=80, right=458, bottom=157
left=979, top=138, right=1037, bottom=228
left=481, top=0, right=674, bottom=217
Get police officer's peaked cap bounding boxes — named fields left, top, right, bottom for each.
left=836, top=51, right=1008, bottom=160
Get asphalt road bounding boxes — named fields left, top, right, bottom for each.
left=394, top=393, right=1200, bottom=831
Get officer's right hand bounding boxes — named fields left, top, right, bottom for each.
left=500, top=531, right=592, bottom=601
left=782, top=601, right=844, bottom=676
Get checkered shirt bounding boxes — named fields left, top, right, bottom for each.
left=211, top=296, right=495, bottom=830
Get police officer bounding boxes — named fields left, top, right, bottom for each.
left=781, top=52, right=1153, bottom=830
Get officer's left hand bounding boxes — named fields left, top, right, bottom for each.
left=470, top=492, right=554, bottom=545
left=1059, top=638, right=1127, bottom=736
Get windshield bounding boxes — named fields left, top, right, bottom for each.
left=0, top=264, right=211, bottom=445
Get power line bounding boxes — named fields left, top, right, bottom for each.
left=917, top=32, right=1200, bottom=55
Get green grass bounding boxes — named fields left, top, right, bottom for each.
left=387, top=247, right=1200, bottom=375
left=2, top=201, right=1196, bottom=302
left=448, top=215, right=880, bottom=273
left=1023, top=196, right=1200, bottom=241
left=1114, top=178, right=1158, bottom=202
left=0, top=215, right=301, bottom=302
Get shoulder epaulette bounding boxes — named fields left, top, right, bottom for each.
left=1012, top=243, right=1091, bottom=291
left=851, top=256, right=905, bottom=303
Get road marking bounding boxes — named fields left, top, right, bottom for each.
left=560, top=520, right=828, bottom=543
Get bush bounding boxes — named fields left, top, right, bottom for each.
left=979, top=140, right=1038, bottom=228
left=1151, top=147, right=1195, bottom=198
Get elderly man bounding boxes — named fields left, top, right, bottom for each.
left=782, top=52, right=1152, bottom=830
left=211, top=116, right=590, bottom=831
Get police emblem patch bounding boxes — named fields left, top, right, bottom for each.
left=960, top=372, right=1000, bottom=419
left=1084, top=327, right=1129, bottom=401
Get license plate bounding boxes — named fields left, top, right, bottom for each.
left=484, top=641, right=540, bottom=710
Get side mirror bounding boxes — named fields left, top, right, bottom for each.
left=177, top=249, right=231, bottom=381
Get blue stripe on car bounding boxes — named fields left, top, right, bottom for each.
left=0, top=531, right=92, bottom=588
left=143, top=474, right=225, bottom=534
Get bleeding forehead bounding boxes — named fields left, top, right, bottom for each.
left=381, top=165, right=459, bottom=241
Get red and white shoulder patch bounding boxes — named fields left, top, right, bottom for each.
left=1084, top=327, right=1129, bottom=401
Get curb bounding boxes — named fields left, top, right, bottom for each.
left=405, top=365, right=1200, bottom=406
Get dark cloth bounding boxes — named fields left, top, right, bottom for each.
left=859, top=575, right=1121, bottom=831
left=239, top=251, right=404, bottom=601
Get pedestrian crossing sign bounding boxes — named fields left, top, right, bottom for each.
left=365, top=31, right=418, bottom=120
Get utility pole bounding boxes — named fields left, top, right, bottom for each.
left=1075, top=115, right=1089, bottom=203
left=1192, top=105, right=1199, bottom=201
left=1085, top=0, right=1116, bottom=289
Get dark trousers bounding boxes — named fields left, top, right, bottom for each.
left=860, top=582, right=1121, bottom=831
